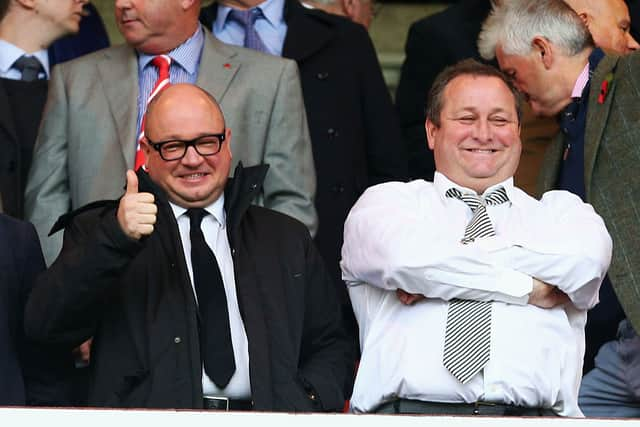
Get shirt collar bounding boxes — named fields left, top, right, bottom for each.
left=215, top=0, right=285, bottom=33
left=170, top=194, right=227, bottom=228
left=434, top=171, right=515, bottom=202
left=137, top=25, right=204, bottom=75
left=0, top=39, right=50, bottom=78
left=571, top=48, right=605, bottom=100
left=571, top=62, right=590, bottom=99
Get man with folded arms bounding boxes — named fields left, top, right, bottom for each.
left=341, top=59, right=611, bottom=416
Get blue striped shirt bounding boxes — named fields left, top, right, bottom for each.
left=136, top=26, right=205, bottom=139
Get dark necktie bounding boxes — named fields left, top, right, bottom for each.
left=442, top=186, right=509, bottom=384
left=187, top=208, right=236, bottom=388
left=228, top=8, right=269, bottom=53
left=13, top=55, right=44, bottom=82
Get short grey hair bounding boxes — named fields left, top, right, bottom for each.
left=478, top=0, right=593, bottom=60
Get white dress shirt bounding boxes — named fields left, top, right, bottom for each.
left=0, top=39, right=50, bottom=80
left=171, top=195, right=251, bottom=399
left=341, top=173, right=612, bottom=416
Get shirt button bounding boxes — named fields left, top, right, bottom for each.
left=174, top=337, right=182, bottom=344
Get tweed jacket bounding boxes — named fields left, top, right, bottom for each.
left=538, top=51, right=640, bottom=332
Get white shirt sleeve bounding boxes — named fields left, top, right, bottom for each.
left=492, top=190, right=612, bottom=310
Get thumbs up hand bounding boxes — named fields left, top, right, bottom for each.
left=117, top=170, right=158, bottom=240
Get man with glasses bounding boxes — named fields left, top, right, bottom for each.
left=25, top=83, right=354, bottom=411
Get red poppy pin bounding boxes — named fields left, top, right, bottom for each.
left=597, top=72, right=614, bottom=104
left=224, top=63, right=231, bottom=69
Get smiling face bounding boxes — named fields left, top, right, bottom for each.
left=142, top=84, right=232, bottom=208
left=426, top=74, right=521, bottom=194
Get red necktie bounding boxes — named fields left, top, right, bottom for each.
left=134, top=55, right=172, bottom=170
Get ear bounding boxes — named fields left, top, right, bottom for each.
left=425, top=119, right=438, bottom=151
left=15, top=0, right=37, bottom=10
left=342, top=0, right=358, bottom=20
left=224, top=128, right=233, bottom=158
left=180, top=0, right=196, bottom=11
left=577, top=12, right=590, bottom=27
left=141, top=136, right=152, bottom=155
left=532, top=36, right=553, bottom=69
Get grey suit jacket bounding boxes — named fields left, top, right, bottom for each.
left=25, top=29, right=317, bottom=265
left=538, top=51, right=640, bottom=333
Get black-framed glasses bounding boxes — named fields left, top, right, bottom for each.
left=147, top=132, right=226, bottom=161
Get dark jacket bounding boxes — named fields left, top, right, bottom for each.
left=25, top=164, right=353, bottom=411
left=0, top=214, right=75, bottom=405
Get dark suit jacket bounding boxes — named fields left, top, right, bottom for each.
left=201, top=0, right=407, bottom=304
left=395, top=0, right=493, bottom=181
left=0, top=214, right=73, bottom=405
left=538, top=51, right=640, bottom=334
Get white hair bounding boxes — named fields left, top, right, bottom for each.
left=478, top=0, right=593, bottom=60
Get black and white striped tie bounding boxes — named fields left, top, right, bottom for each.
left=442, top=186, right=509, bottom=384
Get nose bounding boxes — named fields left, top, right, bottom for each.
left=115, top=0, right=130, bottom=10
left=627, top=32, right=640, bottom=52
left=181, top=146, right=204, bottom=166
left=473, top=119, right=492, bottom=143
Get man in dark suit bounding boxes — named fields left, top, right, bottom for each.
left=25, top=84, right=353, bottom=411
left=200, top=1, right=407, bottom=364
left=0, top=214, right=73, bottom=405
left=0, top=0, right=87, bottom=218
left=479, top=0, right=640, bottom=416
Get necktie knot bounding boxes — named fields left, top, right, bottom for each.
left=228, top=7, right=264, bottom=27
left=13, top=55, right=44, bottom=82
left=227, top=7, right=269, bottom=53
left=187, top=208, right=207, bottom=230
left=151, top=55, right=171, bottom=82
left=446, top=186, right=509, bottom=211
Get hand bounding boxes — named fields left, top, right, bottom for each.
left=72, top=338, right=93, bottom=367
left=528, top=278, right=570, bottom=309
left=396, top=289, right=425, bottom=305
left=117, top=170, right=157, bottom=240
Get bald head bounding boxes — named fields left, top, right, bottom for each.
left=146, top=84, right=225, bottom=135
left=564, top=0, right=639, bottom=54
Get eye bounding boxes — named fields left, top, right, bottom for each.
left=162, top=141, right=184, bottom=153
left=456, top=116, right=476, bottom=124
left=490, top=116, right=509, bottom=126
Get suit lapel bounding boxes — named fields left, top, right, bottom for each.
left=0, top=80, right=18, bottom=146
left=196, top=33, right=240, bottom=103
left=584, top=54, right=619, bottom=200
left=282, top=1, right=333, bottom=62
left=97, top=46, right=139, bottom=167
